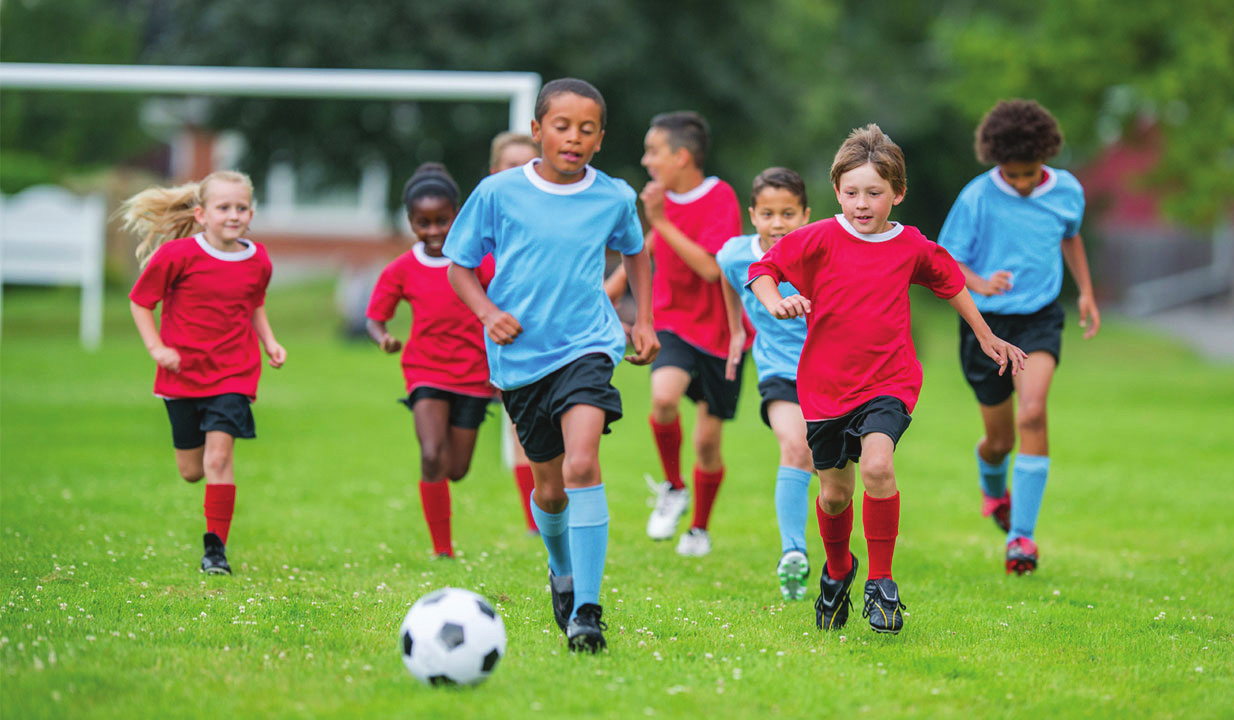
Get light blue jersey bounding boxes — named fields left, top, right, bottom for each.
left=716, top=234, right=806, bottom=383
left=938, top=166, right=1085, bottom=315
left=444, top=160, right=644, bottom=390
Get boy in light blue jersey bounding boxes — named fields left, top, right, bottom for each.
left=446, top=78, right=657, bottom=653
left=938, top=99, right=1100, bottom=575
left=716, top=167, right=814, bottom=600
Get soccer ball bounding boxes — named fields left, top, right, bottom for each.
left=399, top=587, right=507, bottom=687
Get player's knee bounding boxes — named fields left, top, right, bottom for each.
left=860, top=458, right=896, bottom=494
left=419, top=446, right=447, bottom=480
left=202, top=451, right=231, bottom=478
left=819, top=487, right=852, bottom=515
left=649, top=397, right=678, bottom=424
left=1017, top=403, right=1047, bottom=435
left=561, top=455, right=600, bottom=485
left=446, top=459, right=471, bottom=482
left=983, top=435, right=1015, bottom=459
left=179, top=467, right=205, bottom=483
left=781, top=442, right=813, bottom=472
left=535, top=486, right=568, bottom=511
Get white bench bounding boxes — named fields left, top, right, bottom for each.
left=0, top=186, right=106, bottom=349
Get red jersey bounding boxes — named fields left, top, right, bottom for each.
left=366, top=243, right=496, bottom=397
left=748, top=216, right=966, bottom=420
left=651, top=177, right=750, bottom=357
left=129, top=235, right=272, bottom=400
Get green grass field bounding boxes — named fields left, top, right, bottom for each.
left=2, top=282, right=1232, bottom=719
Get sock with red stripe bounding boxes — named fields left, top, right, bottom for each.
left=203, top=483, right=236, bottom=545
left=514, top=464, right=537, bottom=533
left=817, top=496, right=853, bottom=580
left=690, top=466, right=724, bottom=530
left=863, top=492, right=900, bottom=580
left=418, top=480, right=453, bottom=556
left=650, top=416, right=685, bottom=490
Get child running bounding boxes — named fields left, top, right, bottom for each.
left=445, top=78, right=657, bottom=652
left=748, top=125, right=1026, bottom=634
left=365, top=162, right=497, bottom=558
left=716, top=167, right=814, bottom=600
left=124, top=170, right=286, bottom=576
left=606, top=110, right=748, bottom=556
left=937, top=99, right=1100, bottom=575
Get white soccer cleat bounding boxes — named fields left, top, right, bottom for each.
left=646, top=475, right=689, bottom=541
left=776, top=549, right=810, bottom=600
left=675, top=527, right=711, bottom=557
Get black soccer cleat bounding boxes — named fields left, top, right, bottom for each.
left=549, top=569, right=574, bottom=633
left=815, top=554, right=858, bottom=631
left=566, top=603, right=608, bottom=653
left=201, top=532, right=231, bottom=575
left=862, top=578, right=906, bottom=634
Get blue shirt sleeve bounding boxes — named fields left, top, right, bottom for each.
left=443, top=183, right=495, bottom=269
left=937, top=187, right=977, bottom=265
left=1062, top=175, right=1085, bottom=238
left=607, top=190, right=644, bottom=255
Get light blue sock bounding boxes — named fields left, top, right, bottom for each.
left=529, top=490, right=571, bottom=578
left=1008, top=454, right=1050, bottom=542
left=774, top=466, right=812, bottom=554
left=976, top=443, right=1010, bottom=498
left=565, top=484, right=609, bottom=617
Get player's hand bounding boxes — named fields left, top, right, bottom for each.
left=625, top=321, right=659, bottom=365
left=981, top=334, right=1028, bottom=376
left=725, top=331, right=746, bottom=381
left=1078, top=293, right=1100, bottom=339
left=380, top=334, right=403, bottom=354
left=152, top=345, right=181, bottom=373
left=772, top=294, right=811, bottom=319
left=266, top=341, right=287, bottom=369
left=482, top=309, right=522, bottom=345
left=981, top=270, right=1014, bottom=296
left=639, top=182, right=667, bottom=223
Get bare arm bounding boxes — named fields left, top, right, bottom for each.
left=641, top=182, right=720, bottom=282
left=946, top=289, right=1027, bottom=375
left=365, top=318, right=403, bottom=354
left=602, top=230, right=654, bottom=303
left=1061, top=232, right=1100, bottom=339
left=957, top=261, right=1013, bottom=297
left=720, top=274, right=747, bottom=381
left=749, top=275, right=811, bottom=319
left=447, top=263, right=522, bottom=344
left=130, top=300, right=181, bottom=372
left=251, top=306, right=286, bottom=368
left=622, top=248, right=659, bottom=365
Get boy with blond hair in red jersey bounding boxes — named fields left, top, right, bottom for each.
left=607, top=111, right=748, bottom=556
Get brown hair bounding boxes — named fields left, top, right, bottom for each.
left=830, top=124, right=906, bottom=195
left=489, top=132, right=538, bottom=170
left=750, top=167, right=807, bottom=209
left=120, top=170, right=254, bottom=269
left=975, top=99, right=1063, bottom=165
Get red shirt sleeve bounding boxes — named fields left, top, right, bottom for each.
left=913, top=239, right=966, bottom=299
left=129, top=243, right=181, bottom=309
left=366, top=261, right=405, bottom=322
left=749, top=224, right=810, bottom=290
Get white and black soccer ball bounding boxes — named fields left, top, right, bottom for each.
left=399, top=587, right=507, bottom=687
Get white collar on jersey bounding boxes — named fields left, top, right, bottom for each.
left=666, top=176, right=719, bottom=204
left=749, top=234, right=766, bottom=260
left=834, top=214, right=904, bottom=243
left=522, top=159, right=597, bottom=195
left=989, top=165, right=1059, bottom=199
left=194, top=233, right=256, bottom=261
left=412, top=242, right=452, bottom=268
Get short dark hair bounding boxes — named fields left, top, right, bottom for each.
left=402, top=162, right=459, bottom=214
left=975, top=99, right=1063, bottom=165
left=534, top=78, right=607, bottom=128
left=750, top=167, right=807, bottom=209
left=650, top=111, right=710, bottom=169
left=830, top=124, right=906, bottom=196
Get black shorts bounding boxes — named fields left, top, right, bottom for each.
left=961, top=301, right=1064, bottom=406
left=399, top=387, right=493, bottom=430
left=164, top=393, right=256, bottom=450
left=650, top=330, right=744, bottom=420
left=501, top=353, right=623, bottom=463
left=805, top=396, right=911, bottom=470
left=757, top=375, right=800, bottom=428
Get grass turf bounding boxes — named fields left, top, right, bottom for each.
left=2, top=282, right=1231, bottom=719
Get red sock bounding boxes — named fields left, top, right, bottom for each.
left=690, top=467, right=724, bottom=530
left=650, top=415, right=684, bottom=490
left=514, top=464, right=537, bottom=533
left=203, top=483, right=236, bottom=545
left=863, top=492, right=900, bottom=580
left=419, top=480, right=453, bottom=556
left=817, top=496, right=853, bottom=580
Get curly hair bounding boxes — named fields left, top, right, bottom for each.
left=975, top=99, right=1063, bottom=165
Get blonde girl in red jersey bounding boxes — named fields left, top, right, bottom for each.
left=124, top=170, right=286, bottom=576
left=366, top=163, right=497, bottom=558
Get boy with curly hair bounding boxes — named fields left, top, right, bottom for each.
left=938, top=99, right=1100, bottom=575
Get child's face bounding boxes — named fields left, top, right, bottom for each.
left=640, top=127, right=689, bottom=185
left=491, top=143, right=538, bottom=174
left=530, top=93, right=605, bottom=184
left=998, top=160, right=1045, bottom=196
left=193, top=180, right=253, bottom=245
left=834, top=163, right=903, bottom=234
left=408, top=195, right=455, bottom=254
left=749, top=187, right=809, bottom=247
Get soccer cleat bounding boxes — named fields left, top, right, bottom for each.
left=201, top=532, right=231, bottom=575
left=566, top=603, right=608, bottom=653
left=862, top=578, right=907, bottom=634
left=777, top=549, right=810, bottom=601
left=981, top=491, right=1011, bottom=534
left=1005, top=537, right=1039, bottom=575
left=646, top=476, right=689, bottom=541
left=549, top=570, right=574, bottom=633
left=675, top=527, right=711, bottom=557
left=814, top=554, right=858, bottom=631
